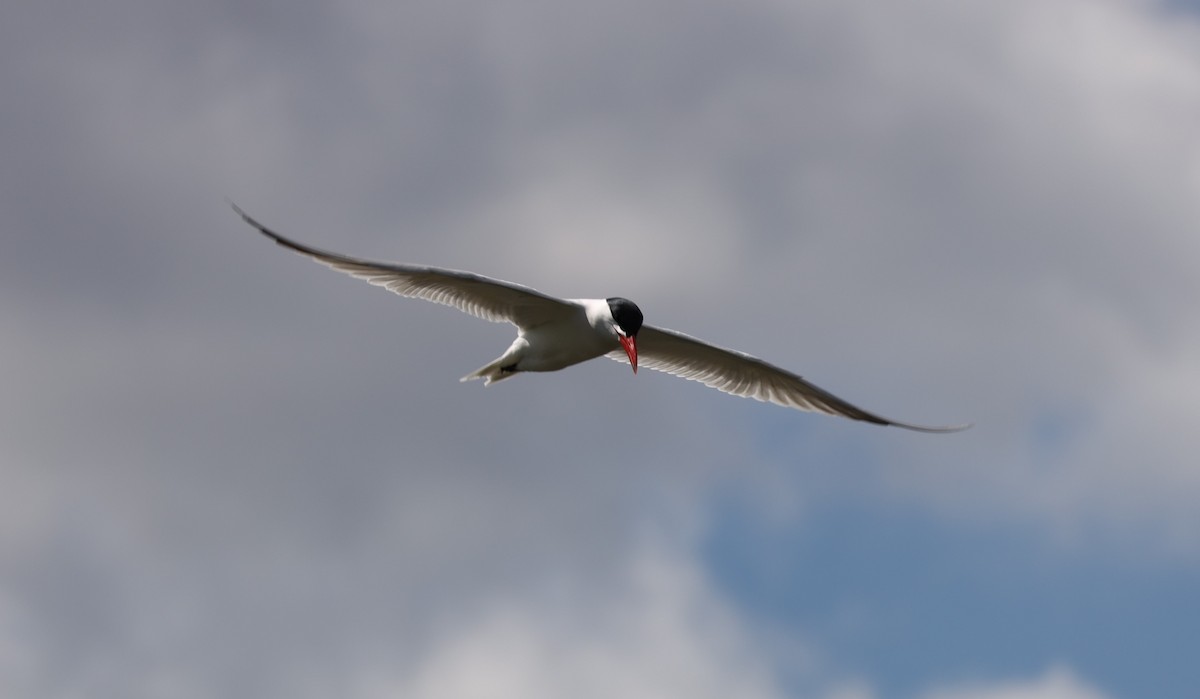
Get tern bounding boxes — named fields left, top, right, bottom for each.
left=234, top=205, right=968, bottom=433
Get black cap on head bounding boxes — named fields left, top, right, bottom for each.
left=606, top=297, right=644, bottom=337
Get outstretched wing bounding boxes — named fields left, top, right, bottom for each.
left=611, top=325, right=970, bottom=433
left=235, top=205, right=577, bottom=329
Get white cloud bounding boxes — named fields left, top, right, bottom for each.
left=457, top=137, right=743, bottom=298
left=922, top=666, right=1114, bottom=699
left=693, top=0, right=1200, bottom=553
left=821, top=681, right=881, bottom=699
left=363, top=546, right=788, bottom=699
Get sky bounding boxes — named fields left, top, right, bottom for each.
left=3, top=0, right=1199, bottom=697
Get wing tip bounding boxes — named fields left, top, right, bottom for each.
left=229, top=200, right=271, bottom=236
left=229, top=200, right=269, bottom=234
left=229, top=201, right=317, bottom=257
left=886, top=420, right=974, bottom=434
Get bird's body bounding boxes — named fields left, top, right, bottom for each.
left=234, top=204, right=968, bottom=433
left=462, top=298, right=626, bottom=383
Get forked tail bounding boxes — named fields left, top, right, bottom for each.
left=459, top=356, right=519, bottom=385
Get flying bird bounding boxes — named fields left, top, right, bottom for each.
left=234, top=205, right=968, bottom=433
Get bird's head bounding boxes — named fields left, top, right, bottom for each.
left=606, top=297, right=643, bottom=374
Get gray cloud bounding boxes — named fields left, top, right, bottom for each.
left=3, top=0, right=1198, bottom=696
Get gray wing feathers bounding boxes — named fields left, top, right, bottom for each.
left=615, top=325, right=969, bottom=433
left=310, top=257, right=565, bottom=326
left=235, top=205, right=575, bottom=328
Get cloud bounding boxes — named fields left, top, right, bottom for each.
left=922, top=666, right=1113, bottom=699
left=621, top=0, right=1200, bottom=553
left=369, top=546, right=789, bottom=699
left=1, top=0, right=1197, bottom=697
